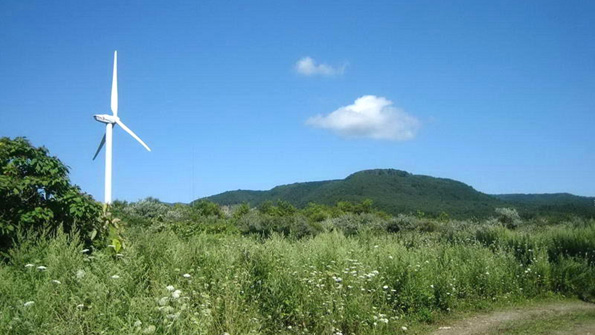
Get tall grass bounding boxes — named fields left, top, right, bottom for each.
left=1, top=219, right=594, bottom=334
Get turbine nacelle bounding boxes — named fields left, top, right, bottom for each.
left=94, top=114, right=119, bottom=124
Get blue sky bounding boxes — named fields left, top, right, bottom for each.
left=1, top=1, right=594, bottom=203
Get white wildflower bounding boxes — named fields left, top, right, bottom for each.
left=76, top=269, right=86, bottom=279
left=401, top=326, right=408, bottom=331
left=25, top=263, right=34, bottom=268
left=166, top=285, right=175, bottom=291
left=383, top=285, right=389, bottom=289
left=51, top=280, right=61, bottom=284
left=24, top=301, right=35, bottom=307
left=172, top=290, right=182, bottom=299
left=166, top=312, right=180, bottom=320
left=182, top=273, right=191, bottom=278
left=134, top=320, right=142, bottom=327
left=142, top=325, right=156, bottom=334
left=37, top=266, right=47, bottom=271
left=158, top=297, right=168, bottom=306
left=111, top=275, right=120, bottom=279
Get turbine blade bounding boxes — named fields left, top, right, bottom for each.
left=111, top=51, right=118, bottom=116
left=92, top=133, right=106, bottom=160
left=115, top=119, right=151, bottom=152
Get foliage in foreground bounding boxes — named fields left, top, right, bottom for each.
left=0, top=137, right=101, bottom=255
left=0, top=215, right=594, bottom=335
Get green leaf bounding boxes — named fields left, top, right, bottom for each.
left=111, top=238, right=122, bottom=253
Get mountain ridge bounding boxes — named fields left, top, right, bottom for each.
left=199, top=169, right=595, bottom=219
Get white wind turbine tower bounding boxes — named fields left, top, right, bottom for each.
left=93, top=51, right=151, bottom=204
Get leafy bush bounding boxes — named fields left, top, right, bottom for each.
left=0, top=137, right=101, bottom=254
left=231, top=203, right=251, bottom=219
left=495, top=207, right=522, bottom=229
left=119, top=197, right=170, bottom=226
left=257, top=200, right=298, bottom=217
left=236, top=211, right=323, bottom=238
left=327, top=213, right=390, bottom=236
left=303, top=202, right=338, bottom=222
left=337, top=199, right=374, bottom=215
left=191, top=200, right=224, bottom=218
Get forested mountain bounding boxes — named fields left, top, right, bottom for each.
left=201, top=169, right=595, bottom=219
left=202, top=169, right=503, bottom=218
left=494, top=193, right=595, bottom=218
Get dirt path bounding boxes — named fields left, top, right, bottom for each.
left=430, top=301, right=595, bottom=335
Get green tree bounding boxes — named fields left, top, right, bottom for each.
left=192, top=200, right=224, bottom=218
left=276, top=200, right=297, bottom=216
left=495, top=207, right=521, bottom=229
left=0, top=137, right=101, bottom=254
left=232, top=203, right=251, bottom=219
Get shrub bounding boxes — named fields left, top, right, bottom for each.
left=327, top=213, right=388, bottom=236
left=120, top=197, right=170, bottom=226
left=303, top=202, right=335, bottom=222
left=231, top=203, right=251, bottom=219
left=191, top=200, right=224, bottom=218
left=236, top=211, right=322, bottom=238
left=495, top=207, right=521, bottom=229
left=0, top=137, right=101, bottom=254
left=257, top=200, right=297, bottom=217
left=337, top=199, right=374, bottom=215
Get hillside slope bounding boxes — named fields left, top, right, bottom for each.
left=203, top=169, right=504, bottom=218
left=494, top=193, right=595, bottom=218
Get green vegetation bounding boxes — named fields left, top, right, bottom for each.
left=0, top=137, right=101, bottom=255
left=495, top=193, right=595, bottom=221
left=1, top=195, right=594, bottom=334
left=203, top=169, right=595, bottom=220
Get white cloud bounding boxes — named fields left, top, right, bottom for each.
left=295, top=57, right=346, bottom=76
left=306, top=95, right=421, bottom=141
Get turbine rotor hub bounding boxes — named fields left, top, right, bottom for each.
left=94, top=114, right=119, bottom=124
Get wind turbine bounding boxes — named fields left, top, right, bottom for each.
left=93, top=51, right=151, bottom=204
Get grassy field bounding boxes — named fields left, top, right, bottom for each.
left=1, top=205, right=594, bottom=334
